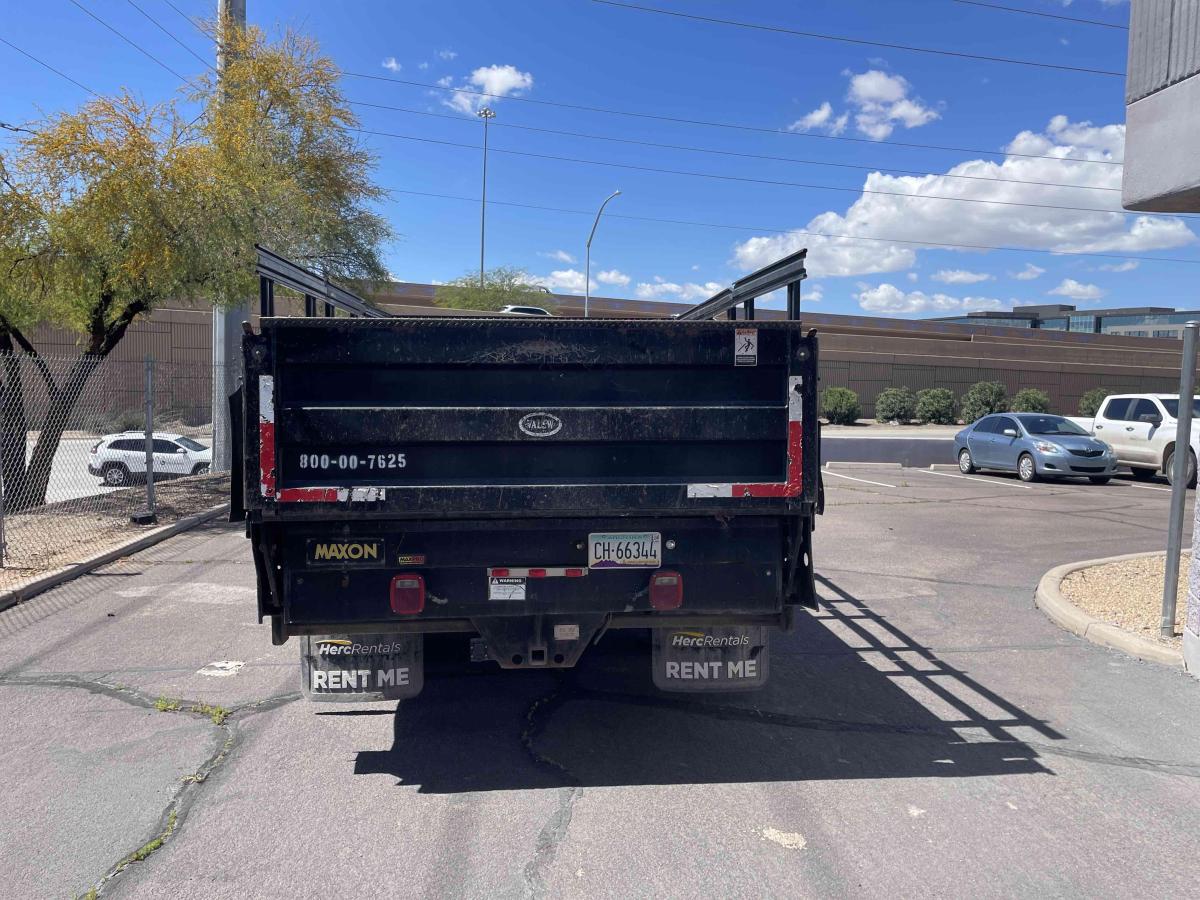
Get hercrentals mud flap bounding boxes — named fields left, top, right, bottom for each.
left=300, top=625, right=769, bottom=702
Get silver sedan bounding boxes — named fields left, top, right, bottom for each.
left=954, top=414, right=1117, bottom=484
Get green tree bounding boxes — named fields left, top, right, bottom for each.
left=1078, top=387, right=1112, bottom=417
left=1011, top=388, right=1051, bottom=413
left=434, top=267, right=554, bottom=312
left=960, top=381, right=1008, bottom=423
left=874, top=386, right=917, bottom=423
left=0, top=25, right=389, bottom=510
left=915, top=388, right=957, bottom=424
left=821, top=387, right=861, bottom=425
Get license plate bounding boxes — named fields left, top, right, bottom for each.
left=588, top=532, right=661, bottom=569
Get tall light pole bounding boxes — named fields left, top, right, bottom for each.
left=585, top=189, right=620, bottom=318
left=477, top=107, right=495, bottom=287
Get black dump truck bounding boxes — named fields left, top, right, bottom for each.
left=235, top=247, right=821, bottom=700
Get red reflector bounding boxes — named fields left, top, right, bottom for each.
left=491, top=568, right=509, bottom=577
left=565, top=568, right=585, bottom=577
left=390, top=573, right=425, bottom=615
left=649, top=570, right=683, bottom=610
left=528, top=568, right=547, bottom=578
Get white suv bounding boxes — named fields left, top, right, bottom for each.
left=1088, top=394, right=1200, bottom=487
left=88, top=432, right=212, bottom=486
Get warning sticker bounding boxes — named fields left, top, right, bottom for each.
left=735, top=328, right=758, bottom=367
left=553, top=623, right=580, bottom=641
left=489, top=576, right=526, bottom=601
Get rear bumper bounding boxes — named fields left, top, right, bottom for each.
left=253, top=514, right=814, bottom=639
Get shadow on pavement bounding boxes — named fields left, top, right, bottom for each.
left=353, top=575, right=1063, bottom=792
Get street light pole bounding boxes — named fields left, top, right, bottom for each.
left=477, top=107, right=495, bottom=288
left=585, top=189, right=621, bottom=318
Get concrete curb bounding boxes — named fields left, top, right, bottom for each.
left=0, top=503, right=230, bottom=614
left=823, top=461, right=903, bottom=470
left=1034, top=551, right=1184, bottom=668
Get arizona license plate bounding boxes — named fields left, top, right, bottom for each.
left=588, top=532, right=662, bottom=569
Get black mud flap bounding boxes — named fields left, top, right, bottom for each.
left=652, top=626, right=769, bottom=692
left=300, top=633, right=424, bottom=702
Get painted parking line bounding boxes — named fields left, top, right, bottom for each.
left=1127, top=484, right=1174, bottom=493
left=823, top=470, right=897, bottom=489
left=918, top=469, right=1033, bottom=489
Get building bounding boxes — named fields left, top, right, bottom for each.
left=935, top=303, right=1200, bottom=339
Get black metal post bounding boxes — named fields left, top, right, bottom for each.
left=304, top=294, right=317, bottom=317
left=259, top=275, right=275, bottom=317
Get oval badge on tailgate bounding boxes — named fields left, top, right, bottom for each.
left=519, top=412, right=563, bottom=437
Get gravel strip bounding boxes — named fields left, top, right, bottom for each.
left=1060, top=553, right=1186, bottom=648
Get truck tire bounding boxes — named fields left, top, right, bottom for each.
left=1164, top=448, right=1197, bottom=489
left=102, top=463, right=130, bottom=486
left=192, top=463, right=210, bottom=476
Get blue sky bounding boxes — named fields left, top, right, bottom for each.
left=6, top=0, right=1194, bottom=318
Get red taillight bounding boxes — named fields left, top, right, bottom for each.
left=649, top=570, right=683, bottom=610
left=491, top=568, right=509, bottom=577
left=528, top=568, right=547, bottom=578
left=390, top=573, right=425, bottom=615
left=565, top=568, right=585, bottom=578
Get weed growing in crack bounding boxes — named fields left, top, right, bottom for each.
left=190, top=702, right=229, bottom=725
left=154, top=696, right=181, bottom=712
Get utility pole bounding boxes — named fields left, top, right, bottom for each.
left=1164, top=321, right=1199, bottom=638
left=477, top=107, right=495, bottom=287
left=211, top=0, right=247, bottom=473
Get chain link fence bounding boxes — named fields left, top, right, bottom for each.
left=0, top=352, right=237, bottom=594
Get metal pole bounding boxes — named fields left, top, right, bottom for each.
left=211, top=0, right=248, bottom=475
left=1163, top=320, right=1199, bottom=638
left=585, top=189, right=620, bottom=319
left=144, top=356, right=157, bottom=521
left=0, top=464, right=6, bottom=568
left=477, top=107, right=495, bottom=287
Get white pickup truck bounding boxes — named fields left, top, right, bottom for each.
left=1072, top=394, right=1200, bottom=487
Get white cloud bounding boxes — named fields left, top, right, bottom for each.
left=1012, top=263, right=1046, bottom=280
left=596, top=269, right=631, bottom=287
left=1099, top=260, right=1139, bottom=272
left=805, top=283, right=824, bottom=302
left=635, top=278, right=724, bottom=302
left=382, top=57, right=402, bottom=73
left=418, top=61, right=429, bottom=71
left=907, top=272, right=919, bottom=282
left=531, top=268, right=592, bottom=294
left=847, top=70, right=939, bottom=140
left=789, top=101, right=848, bottom=136
left=540, top=249, right=576, bottom=264
left=438, top=50, right=458, bottom=60
left=732, top=117, right=1196, bottom=281
left=443, top=64, right=534, bottom=115
left=856, top=283, right=1004, bottom=316
left=788, top=69, right=937, bottom=143
left=1048, top=278, right=1105, bottom=300
left=932, top=269, right=992, bottom=284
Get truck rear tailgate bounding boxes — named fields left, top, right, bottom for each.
left=243, top=317, right=817, bottom=518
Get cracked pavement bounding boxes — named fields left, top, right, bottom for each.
left=2, top=472, right=1200, bottom=898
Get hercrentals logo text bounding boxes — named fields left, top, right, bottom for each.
left=670, top=631, right=750, bottom=648
left=313, top=639, right=407, bottom=657
left=306, top=539, right=383, bottom=565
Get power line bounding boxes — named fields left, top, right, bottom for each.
left=0, top=36, right=98, bottom=95
left=354, top=127, right=1185, bottom=220
left=951, top=0, right=1128, bottom=30
left=0, top=120, right=38, bottom=135
left=590, top=0, right=1125, bottom=77
left=382, top=186, right=1200, bottom=267
left=350, top=98, right=1122, bottom=194
left=341, top=72, right=1123, bottom=167
left=125, top=0, right=212, bottom=67
left=66, top=0, right=191, bottom=83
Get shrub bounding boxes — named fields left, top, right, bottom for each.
left=960, top=381, right=1008, bottom=423
left=1078, top=387, right=1112, bottom=417
left=1010, top=388, right=1051, bottom=413
left=821, top=387, right=862, bottom=425
left=915, top=388, right=957, bottom=424
left=874, top=386, right=917, bottom=423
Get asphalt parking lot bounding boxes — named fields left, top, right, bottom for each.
left=1, top=467, right=1198, bottom=899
